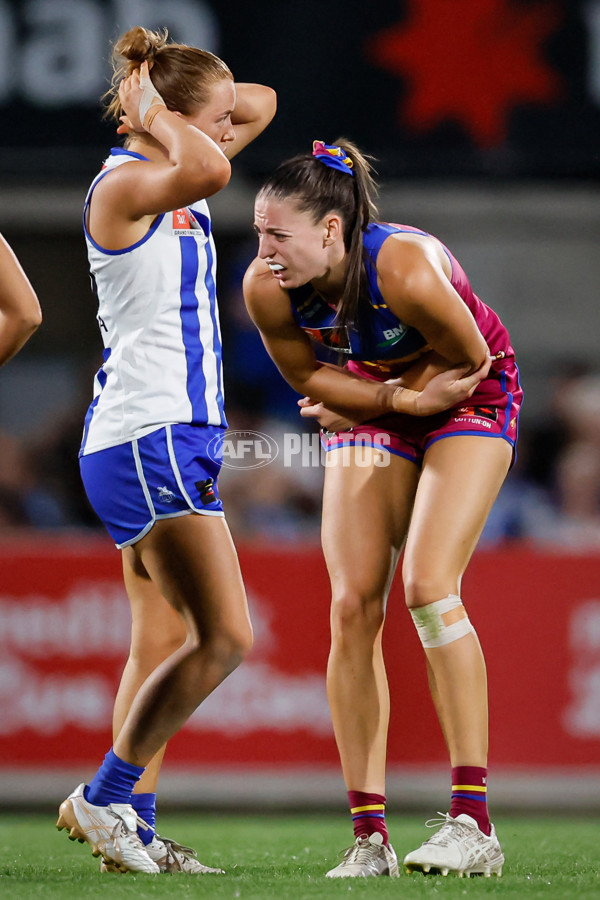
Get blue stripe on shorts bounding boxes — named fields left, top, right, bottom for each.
left=80, top=423, right=225, bottom=548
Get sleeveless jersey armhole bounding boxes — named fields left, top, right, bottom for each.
left=83, top=164, right=164, bottom=256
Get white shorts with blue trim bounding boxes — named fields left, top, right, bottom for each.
left=80, top=423, right=224, bottom=548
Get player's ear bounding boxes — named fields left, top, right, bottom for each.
left=323, top=215, right=342, bottom=246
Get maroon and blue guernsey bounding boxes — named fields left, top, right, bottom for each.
left=288, top=221, right=522, bottom=461
left=288, top=221, right=514, bottom=377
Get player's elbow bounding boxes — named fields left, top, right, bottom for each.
left=29, top=301, right=43, bottom=331
left=259, top=86, right=278, bottom=125
left=196, top=156, right=232, bottom=198
left=178, top=154, right=231, bottom=200
left=287, top=367, right=325, bottom=400
left=276, top=360, right=312, bottom=394
left=443, top=331, right=489, bottom=374
left=27, top=298, right=42, bottom=332
left=467, top=343, right=490, bottom=373
left=17, top=299, right=42, bottom=336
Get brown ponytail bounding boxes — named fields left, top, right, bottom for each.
left=103, top=25, right=233, bottom=125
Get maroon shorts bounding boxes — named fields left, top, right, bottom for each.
left=321, top=360, right=522, bottom=469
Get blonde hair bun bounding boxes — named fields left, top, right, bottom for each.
left=113, top=25, right=168, bottom=64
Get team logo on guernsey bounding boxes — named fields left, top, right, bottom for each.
left=172, top=208, right=201, bottom=236
left=301, top=325, right=352, bottom=353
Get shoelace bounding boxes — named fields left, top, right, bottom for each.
left=116, top=814, right=196, bottom=861
left=107, top=809, right=148, bottom=847
left=158, top=835, right=198, bottom=861
left=421, top=813, right=474, bottom=847
left=341, top=836, right=379, bottom=866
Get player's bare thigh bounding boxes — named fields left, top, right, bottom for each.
left=121, top=546, right=187, bottom=659
left=402, top=435, right=513, bottom=606
left=322, top=445, right=420, bottom=598
left=132, top=512, right=251, bottom=642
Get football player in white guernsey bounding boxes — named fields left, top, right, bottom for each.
left=0, top=232, right=41, bottom=367
left=56, top=26, right=276, bottom=875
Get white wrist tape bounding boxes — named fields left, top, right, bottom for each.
left=139, top=67, right=166, bottom=126
left=410, top=594, right=475, bottom=648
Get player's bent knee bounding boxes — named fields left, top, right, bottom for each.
left=213, top=640, right=250, bottom=681
left=330, top=592, right=385, bottom=635
left=186, top=628, right=252, bottom=687
left=215, top=626, right=254, bottom=668
left=402, top=569, right=459, bottom=609
left=410, top=594, right=475, bottom=648
left=235, top=626, right=254, bottom=660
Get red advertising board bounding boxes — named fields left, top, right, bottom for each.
left=0, top=537, right=599, bottom=772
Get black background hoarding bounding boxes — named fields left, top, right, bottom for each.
left=0, top=0, right=599, bottom=182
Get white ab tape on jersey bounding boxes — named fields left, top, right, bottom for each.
left=410, top=594, right=475, bottom=648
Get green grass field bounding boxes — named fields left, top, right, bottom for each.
left=0, top=812, right=598, bottom=899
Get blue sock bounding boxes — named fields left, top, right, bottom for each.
left=130, top=793, right=157, bottom=845
left=84, top=748, right=145, bottom=806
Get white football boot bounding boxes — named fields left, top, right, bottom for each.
left=56, top=783, right=159, bottom=874
left=403, top=812, right=504, bottom=878
left=100, top=832, right=225, bottom=874
left=326, top=832, right=400, bottom=878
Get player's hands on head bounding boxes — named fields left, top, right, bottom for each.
left=117, top=60, right=167, bottom=134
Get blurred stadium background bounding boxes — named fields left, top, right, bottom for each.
left=0, top=0, right=599, bottom=813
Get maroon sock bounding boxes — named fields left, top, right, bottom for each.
left=450, top=766, right=491, bottom=836
left=348, top=790, right=388, bottom=845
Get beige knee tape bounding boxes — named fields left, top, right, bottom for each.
left=410, top=594, right=475, bottom=648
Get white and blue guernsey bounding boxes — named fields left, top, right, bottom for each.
left=80, top=148, right=227, bottom=458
